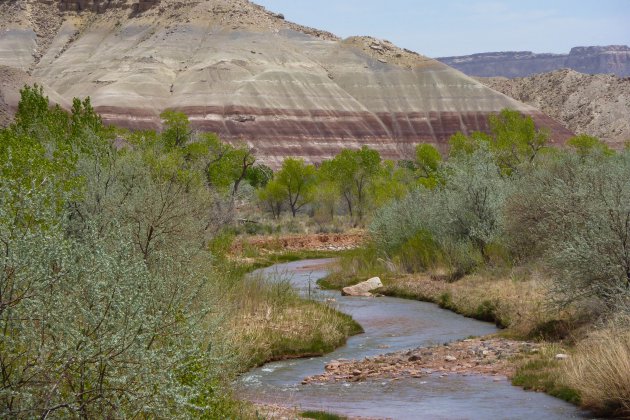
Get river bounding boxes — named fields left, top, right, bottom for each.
left=238, top=259, right=587, bottom=419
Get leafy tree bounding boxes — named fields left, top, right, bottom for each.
left=0, top=88, right=235, bottom=417
left=448, top=131, right=490, bottom=157
left=257, top=179, right=285, bottom=219
left=567, top=134, right=614, bottom=159
left=414, top=144, right=442, bottom=188
left=161, top=110, right=192, bottom=149
left=371, top=146, right=507, bottom=276
left=1, top=86, right=81, bottom=211
left=448, top=109, right=549, bottom=174
left=245, top=164, right=273, bottom=189
left=488, top=109, right=549, bottom=172
left=275, top=158, right=317, bottom=217
left=0, top=184, right=229, bottom=418
left=188, top=133, right=257, bottom=196
left=229, top=147, right=256, bottom=196
left=372, top=160, right=410, bottom=208
left=326, top=146, right=382, bottom=222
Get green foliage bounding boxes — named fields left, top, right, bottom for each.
left=371, top=147, right=506, bottom=276
left=371, top=160, right=410, bottom=208
left=395, top=229, right=442, bottom=273
left=324, top=146, right=383, bottom=222
left=160, top=109, right=191, bottom=149
left=414, top=143, right=442, bottom=188
left=488, top=109, right=549, bottom=172
left=14, top=84, right=70, bottom=142
left=448, top=109, right=549, bottom=174
left=257, top=179, right=285, bottom=219
left=0, top=86, right=240, bottom=418
left=203, top=138, right=256, bottom=195
left=448, top=131, right=490, bottom=157
left=440, top=148, right=508, bottom=263
left=0, top=184, right=233, bottom=417
left=275, top=158, right=317, bottom=217
left=245, top=163, right=273, bottom=188
left=566, top=134, right=613, bottom=159
left=514, top=153, right=630, bottom=313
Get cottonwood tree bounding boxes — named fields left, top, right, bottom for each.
left=275, top=158, right=317, bottom=217
left=161, top=110, right=192, bottom=149
left=414, top=144, right=442, bottom=188
left=326, top=146, right=382, bottom=222
left=488, top=109, right=549, bottom=172
left=566, top=134, right=613, bottom=159
left=448, top=109, right=549, bottom=174
left=257, top=179, right=284, bottom=219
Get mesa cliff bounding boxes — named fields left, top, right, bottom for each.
left=438, top=46, right=630, bottom=78
left=0, top=0, right=573, bottom=165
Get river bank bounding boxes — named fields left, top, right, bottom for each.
left=318, top=267, right=587, bottom=404
left=239, top=259, right=584, bottom=419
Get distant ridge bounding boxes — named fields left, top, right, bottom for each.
left=438, top=46, right=630, bottom=78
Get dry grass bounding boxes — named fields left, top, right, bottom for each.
left=379, top=270, right=573, bottom=338
left=564, top=324, right=630, bottom=417
left=227, top=275, right=362, bottom=368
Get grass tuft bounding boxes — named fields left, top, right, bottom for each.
left=227, top=273, right=363, bottom=369
left=563, top=325, right=630, bottom=417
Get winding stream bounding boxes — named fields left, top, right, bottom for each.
left=238, top=259, right=586, bottom=419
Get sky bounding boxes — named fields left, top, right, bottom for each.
left=254, top=0, right=630, bottom=57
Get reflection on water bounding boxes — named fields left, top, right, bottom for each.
left=238, top=260, right=586, bottom=420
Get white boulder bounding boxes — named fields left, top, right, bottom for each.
left=342, top=277, right=383, bottom=297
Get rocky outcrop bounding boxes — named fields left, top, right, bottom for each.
left=342, top=277, right=383, bottom=297
left=479, top=69, right=630, bottom=147
left=0, top=0, right=573, bottom=165
left=438, top=46, right=630, bottom=78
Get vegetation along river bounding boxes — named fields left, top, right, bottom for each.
left=238, top=260, right=586, bottom=419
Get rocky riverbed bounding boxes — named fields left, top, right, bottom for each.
left=302, top=337, right=539, bottom=384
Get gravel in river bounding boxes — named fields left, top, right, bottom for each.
left=302, top=338, right=537, bottom=384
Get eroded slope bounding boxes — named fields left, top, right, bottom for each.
left=479, top=70, right=630, bottom=147
left=0, top=0, right=573, bottom=164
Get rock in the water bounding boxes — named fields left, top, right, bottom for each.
left=342, top=277, right=383, bottom=297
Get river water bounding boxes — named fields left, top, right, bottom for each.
left=238, top=259, right=587, bottom=419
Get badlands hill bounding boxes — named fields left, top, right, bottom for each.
left=0, top=0, right=572, bottom=165
left=438, top=46, right=630, bottom=78
left=479, top=70, right=630, bottom=147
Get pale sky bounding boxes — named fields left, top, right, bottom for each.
left=255, top=0, right=630, bottom=57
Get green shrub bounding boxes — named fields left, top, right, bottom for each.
left=395, top=229, right=442, bottom=273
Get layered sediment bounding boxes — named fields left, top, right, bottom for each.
left=438, top=46, right=630, bottom=78
left=0, top=0, right=573, bottom=165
